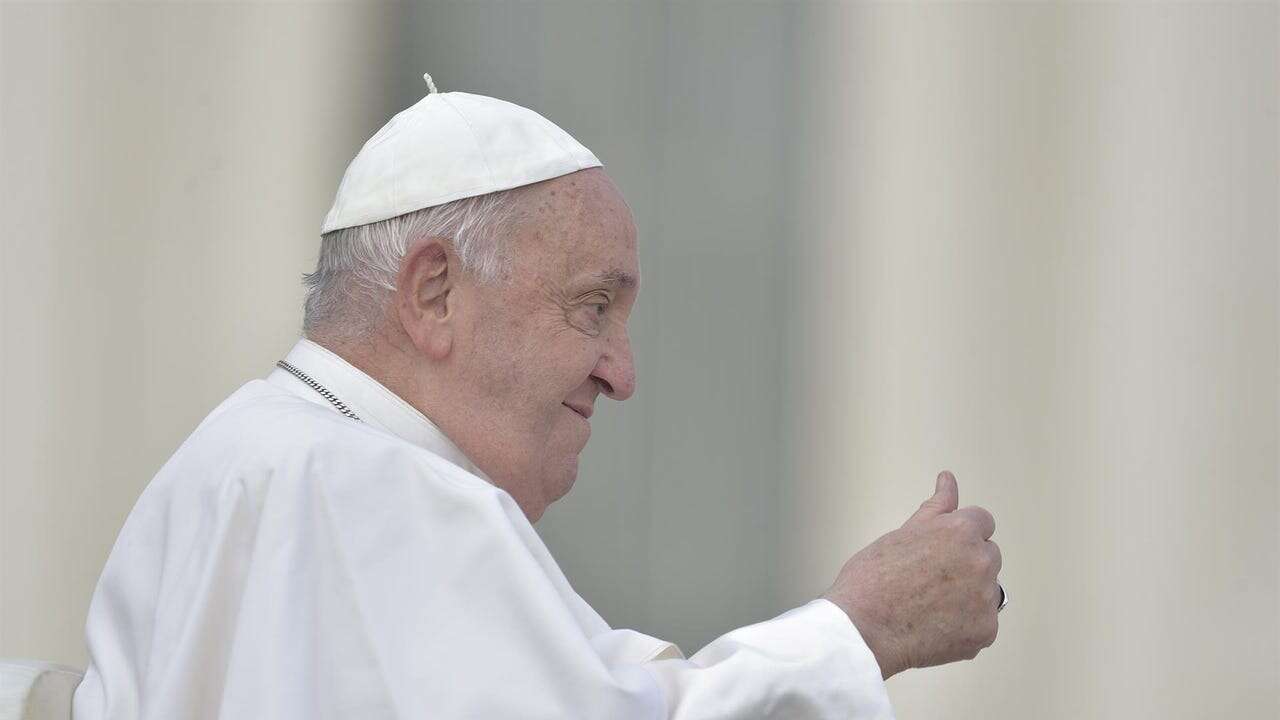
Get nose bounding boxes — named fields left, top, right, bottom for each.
left=591, top=331, right=636, bottom=401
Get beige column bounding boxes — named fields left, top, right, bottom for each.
left=0, top=2, right=400, bottom=665
left=787, top=3, right=1277, bottom=718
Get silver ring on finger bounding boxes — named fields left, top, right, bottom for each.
left=996, top=582, right=1009, bottom=612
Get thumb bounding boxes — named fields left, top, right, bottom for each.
left=904, top=470, right=959, bottom=526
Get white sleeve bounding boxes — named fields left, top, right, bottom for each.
left=642, top=599, right=896, bottom=719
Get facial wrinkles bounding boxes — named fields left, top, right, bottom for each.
left=525, top=239, right=615, bottom=341
left=496, top=271, right=589, bottom=412
left=567, top=288, right=614, bottom=337
left=465, top=169, right=637, bottom=516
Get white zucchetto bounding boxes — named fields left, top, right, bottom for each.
left=320, top=74, right=602, bottom=234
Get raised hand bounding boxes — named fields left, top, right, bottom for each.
left=822, top=471, right=1002, bottom=679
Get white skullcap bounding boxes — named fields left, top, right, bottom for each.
left=321, top=74, right=602, bottom=234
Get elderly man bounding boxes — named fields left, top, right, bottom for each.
left=71, top=81, right=1003, bottom=719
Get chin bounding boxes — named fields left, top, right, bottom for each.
left=527, top=462, right=578, bottom=524
left=546, top=456, right=579, bottom=503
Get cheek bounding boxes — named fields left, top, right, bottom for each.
left=466, top=315, right=544, bottom=401
left=530, top=336, right=600, bottom=394
left=467, top=308, right=599, bottom=420
left=473, top=342, right=584, bottom=430
left=464, top=345, right=523, bottom=406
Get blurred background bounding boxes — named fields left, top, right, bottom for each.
left=1, top=1, right=1276, bottom=717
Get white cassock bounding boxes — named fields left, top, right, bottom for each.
left=71, top=338, right=895, bottom=719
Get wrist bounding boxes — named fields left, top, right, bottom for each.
left=822, top=591, right=905, bottom=680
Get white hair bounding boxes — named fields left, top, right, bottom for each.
left=302, top=188, right=525, bottom=341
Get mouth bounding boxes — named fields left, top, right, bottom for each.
left=563, top=402, right=593, bottom=420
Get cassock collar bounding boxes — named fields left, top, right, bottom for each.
left=266, top=338, right=488, bottom=480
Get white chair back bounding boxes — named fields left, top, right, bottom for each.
left=0, top=660, right=82, bottom=720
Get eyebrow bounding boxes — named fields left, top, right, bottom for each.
left=590, top=269, right=638, bottom=289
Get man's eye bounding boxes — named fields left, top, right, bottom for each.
left=569, top=297, right=609, bottom=334
left=580, top=294, right=610, bottom=319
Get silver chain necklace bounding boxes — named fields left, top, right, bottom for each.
left=276, top=360, right=362, bottom=422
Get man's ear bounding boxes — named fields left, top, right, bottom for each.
left=395, top=237, right=457, bottom=360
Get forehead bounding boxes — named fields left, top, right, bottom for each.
left=516, top=168, right=639, bottom=286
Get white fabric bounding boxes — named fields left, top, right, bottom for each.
left=321, top=90, right=602, bottom=234
left=71, top=339, right=895, bottom=719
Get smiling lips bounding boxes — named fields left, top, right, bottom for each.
left=563, top=402, right=593, bottom=420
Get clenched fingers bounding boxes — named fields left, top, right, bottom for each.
left=985, top=540, right=1002, bottom=576
left=952, top=505, right=995, bottom=540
